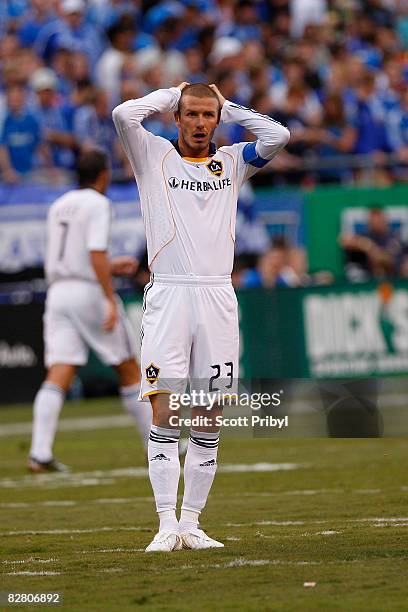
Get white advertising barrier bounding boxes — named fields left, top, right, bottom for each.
left=0, top=201, right=146, bottom=273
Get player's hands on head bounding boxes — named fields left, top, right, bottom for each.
left=103, top=298, right=118, bottom=333
left=177, top=82, right=190, bottom=91
left=209, top=84, right=226, bottom=108
left=111, top=256, right=139, bottom=277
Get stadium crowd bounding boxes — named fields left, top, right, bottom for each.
left=0, top=0, right=407, bottom=187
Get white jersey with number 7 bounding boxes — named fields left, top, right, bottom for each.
left=45, top=188, right=111, bottom=284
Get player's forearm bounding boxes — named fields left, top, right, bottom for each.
left=112, top=88, right=181, bottom=131
left=45, top=130, right=77, bottom=149
left=221, top=101, right=290, bottom=159
left=0, top=145, right=13, bottom=174
left=90, top=251, right=115, bottom=301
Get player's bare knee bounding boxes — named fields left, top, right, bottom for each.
left=191, top=405, right=222, bottom=432
left=45, top=364, right=76, bottom=393
left=150, top=394, right=180, bottom=429
left=115, top=358, right=141, bottom=387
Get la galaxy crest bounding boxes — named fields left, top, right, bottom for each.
left=206, top=159, right=223, bottom=177
left=146, top=363, right=160, bottom=385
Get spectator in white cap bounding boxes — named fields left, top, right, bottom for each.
left=208, top=36, right=243, bottom=69
left=60, top=0, right=86, bottom=16
left=31, top=67, right=76, bottom=173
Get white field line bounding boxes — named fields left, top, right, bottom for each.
left=297, top=531, right=342, bottom=537
left=0, top=497, right=153, bottom=509
left=255, top=530, right=342, bottom=539
left=373, top=523, right=408, bottom=527
left=227, top=520, right=308, bottom=527
left=93, top=497, right=153, bottom=504
left=0, top=463, right=306, bottom=490
left=2, top=517, right=407, bottom=538
left=355, top=517, right=408, bottom=523
left=3, top=486, right=405, bottom=509
left=6, top=571, right=61, bottom=576
left=219, top=463, right=307, bottom=473
left=175, top=558, right=322, bottom=572
left=0, top=415, right=133, bottom=437
left=81, top=548, right=145, bottom=554
left=227, top=517, right=408, bottom=528
left=2, top=558, right=58, bottom=565
left=0, top=526, right=151, bottom=537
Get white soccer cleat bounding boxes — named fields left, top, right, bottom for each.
left=180, top=528, right=224, bottom=550
left=145, top=530, right=182, bottom=552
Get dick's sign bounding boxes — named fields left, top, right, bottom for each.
left=304, top=285, right=408, bottom=377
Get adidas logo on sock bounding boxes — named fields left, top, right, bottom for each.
left=199, top=459, right=217, bottom=467
left=150, top=453, right=170, bottom=461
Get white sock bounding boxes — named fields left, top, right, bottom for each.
left=120, top=384, right=152, bottom=450
left=179, top=508, right=200, bottom=534
left=30, top=382, right=65, bottom=462
left=181, top=429, right=219, bottom=521
left=148, top=425, right=180, bottom=532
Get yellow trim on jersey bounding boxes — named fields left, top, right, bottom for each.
left=182, top=156, right=209, bottom=162
left=142, top=390, right=173, bottom=399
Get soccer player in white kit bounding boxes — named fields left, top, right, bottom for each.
left=113, top=83, right=290, bottom=551
left=28, top=150, right=152, bottom=472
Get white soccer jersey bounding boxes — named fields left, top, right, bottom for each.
left=113, top=89, right=290, bottom=276
left=45, top=188, right=111, bottom=284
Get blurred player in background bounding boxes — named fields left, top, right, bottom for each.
left=113, top=82, right=290, bottom=551
left=28, top=149, right=152, bottom=473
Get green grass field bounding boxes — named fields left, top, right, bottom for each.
left=1, top=398, right=408, bottom=611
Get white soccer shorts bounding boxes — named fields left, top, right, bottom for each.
left=44, top=280, right=135, bottom=367
left=140, top=274, right=239, bottom=402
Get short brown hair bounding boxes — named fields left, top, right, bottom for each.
left=77, top=149, right=109, bottom=187
left=177, top=83, right=221, bottom=118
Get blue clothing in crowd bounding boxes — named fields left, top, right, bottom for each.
left=18, top=9, right=56, bottom=47
left=34, top=104, right=74, bottom=169
left=34, top=19, right=105, bottom=69
left=351, top=98, right=391, bottom=154
left=0, top=110, right=41, bottom=174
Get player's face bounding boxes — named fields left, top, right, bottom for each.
left=175, top=95, right=220, bottom=156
